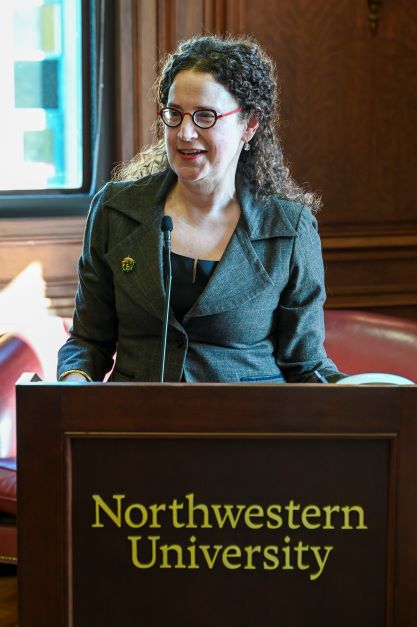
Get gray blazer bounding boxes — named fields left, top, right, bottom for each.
left=57, top=170, right=340, bottom=382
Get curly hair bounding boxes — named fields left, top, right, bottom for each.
left=112, top=34, right=320, bottom=212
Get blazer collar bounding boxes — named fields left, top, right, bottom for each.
left=102, top=171, right=177, bottom=326
left=103, top=170, right=296, bottom=240
left=102, top=170, right=176, bottom=224
left=237, top=182, right=297, bottom=240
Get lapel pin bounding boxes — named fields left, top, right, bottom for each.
left=121, top=256, right=136, bottom=272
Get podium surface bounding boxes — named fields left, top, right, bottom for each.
left=16, top=383, right=417, bottom=627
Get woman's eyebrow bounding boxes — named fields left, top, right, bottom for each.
left=167, top=102, right=212, bottom=110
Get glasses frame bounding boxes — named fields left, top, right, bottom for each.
left=159, top=107, right=242, bottom=129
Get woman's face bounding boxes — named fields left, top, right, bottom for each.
left=164, top=70, right=254, bottom=191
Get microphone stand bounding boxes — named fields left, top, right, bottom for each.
left=160, top=216, right=173, bottom=382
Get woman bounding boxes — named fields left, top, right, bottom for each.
left=58, top=35, right=342, bottom=383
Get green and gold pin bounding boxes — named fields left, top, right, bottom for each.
left=121, top=256, right=136, bottom=272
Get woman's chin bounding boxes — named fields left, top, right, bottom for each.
left=174, top=164, right=208, bottom=184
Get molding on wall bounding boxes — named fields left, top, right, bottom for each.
left=321, top=234, right=417, bottom=261
left=326, top=285, right=417, bottom=309
left=0, top=216, right=84, bottom=318
left=321, top=224, right=417, bottom=239
left=45, top=278, right=79, bottom=317
left=323, top=234, right=417, bottom=311
left=0, top=216, right=85, bottom=241
left=324, top=235, right=417, bottom=249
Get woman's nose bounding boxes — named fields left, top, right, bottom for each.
left=177, top=115, right=198, bottom=140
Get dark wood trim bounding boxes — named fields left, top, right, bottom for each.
left=226, top=0, right=246, bottom=32
left=326, top=290, right=417, bottom=310
left=322, top=234, right=417, bottom=251
left=115, top=0, right=139, bottom=162
left=157, top=0, right=176, bottom=58
left=203, top=0, right=226, bottom=32
left=386, top=434, right=398, bottom=627
left=0, top=216, right=84, bottom=318
left=136, top=0, right=159, bottom=149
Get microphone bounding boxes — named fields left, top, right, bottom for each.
left=160, top=215, right=173, bottom=382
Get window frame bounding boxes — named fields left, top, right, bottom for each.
left=0, top=0, right=114, bottom=218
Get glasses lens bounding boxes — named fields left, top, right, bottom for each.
left=161, top=109, right=182, bottom=127
left=194, top=110, right=216, bottom=128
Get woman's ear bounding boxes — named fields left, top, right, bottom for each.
left=242, top=112, right=261, bottom=142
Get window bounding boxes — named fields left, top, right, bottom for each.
left=0, top=0, right=113, bottom=216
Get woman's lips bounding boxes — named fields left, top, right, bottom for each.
left=177, top=149, right=206, bottom=161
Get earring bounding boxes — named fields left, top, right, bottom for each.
left=244, top=142, right=250, bottom=151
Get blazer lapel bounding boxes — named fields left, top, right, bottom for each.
left=184, top=183, right=297, bottom=319
left=103, top=172, right=176, bottom=323
left=105, top=218, right=165, bottom=321
left=185, top=223, right=273, bottom=318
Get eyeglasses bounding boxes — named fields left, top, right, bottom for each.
left=159, top=107, right=241, bottom=129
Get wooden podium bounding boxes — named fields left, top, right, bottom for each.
left=16, top=382, right=417, bottom=627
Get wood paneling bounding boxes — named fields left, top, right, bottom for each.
left=0, top=574, right=17, bottom=627
left=1, top=0, right=416, bottom=319
left=322, top=234, right=417, bottom=309
left=115, top=0, right=159, bottom=160
left=243, top=0, right=417, bottom=232
left=239, top=0, right=417, bottom=317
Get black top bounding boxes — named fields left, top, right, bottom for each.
left=171, top=252, right=218, bottom=322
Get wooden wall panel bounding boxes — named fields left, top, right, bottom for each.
left=239, top=0, right=417, bottom=317
left=243, top=0, right=417, bottom=234
left=116, top=0, right=159, bottom=160
left=322, top=234, right=417, bottom=309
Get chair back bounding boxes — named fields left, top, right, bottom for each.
left=324, top=310, right=417, bottom=381
left=0, top=334, right=42, bottom=457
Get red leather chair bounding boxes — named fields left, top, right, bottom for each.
left=0, top=333, right=42, bottom=564
left=0, top=318, right=69, bottom=565
left=324, top=310, right=417, bottom=381
left=0, top=458, right=17, bottom=565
